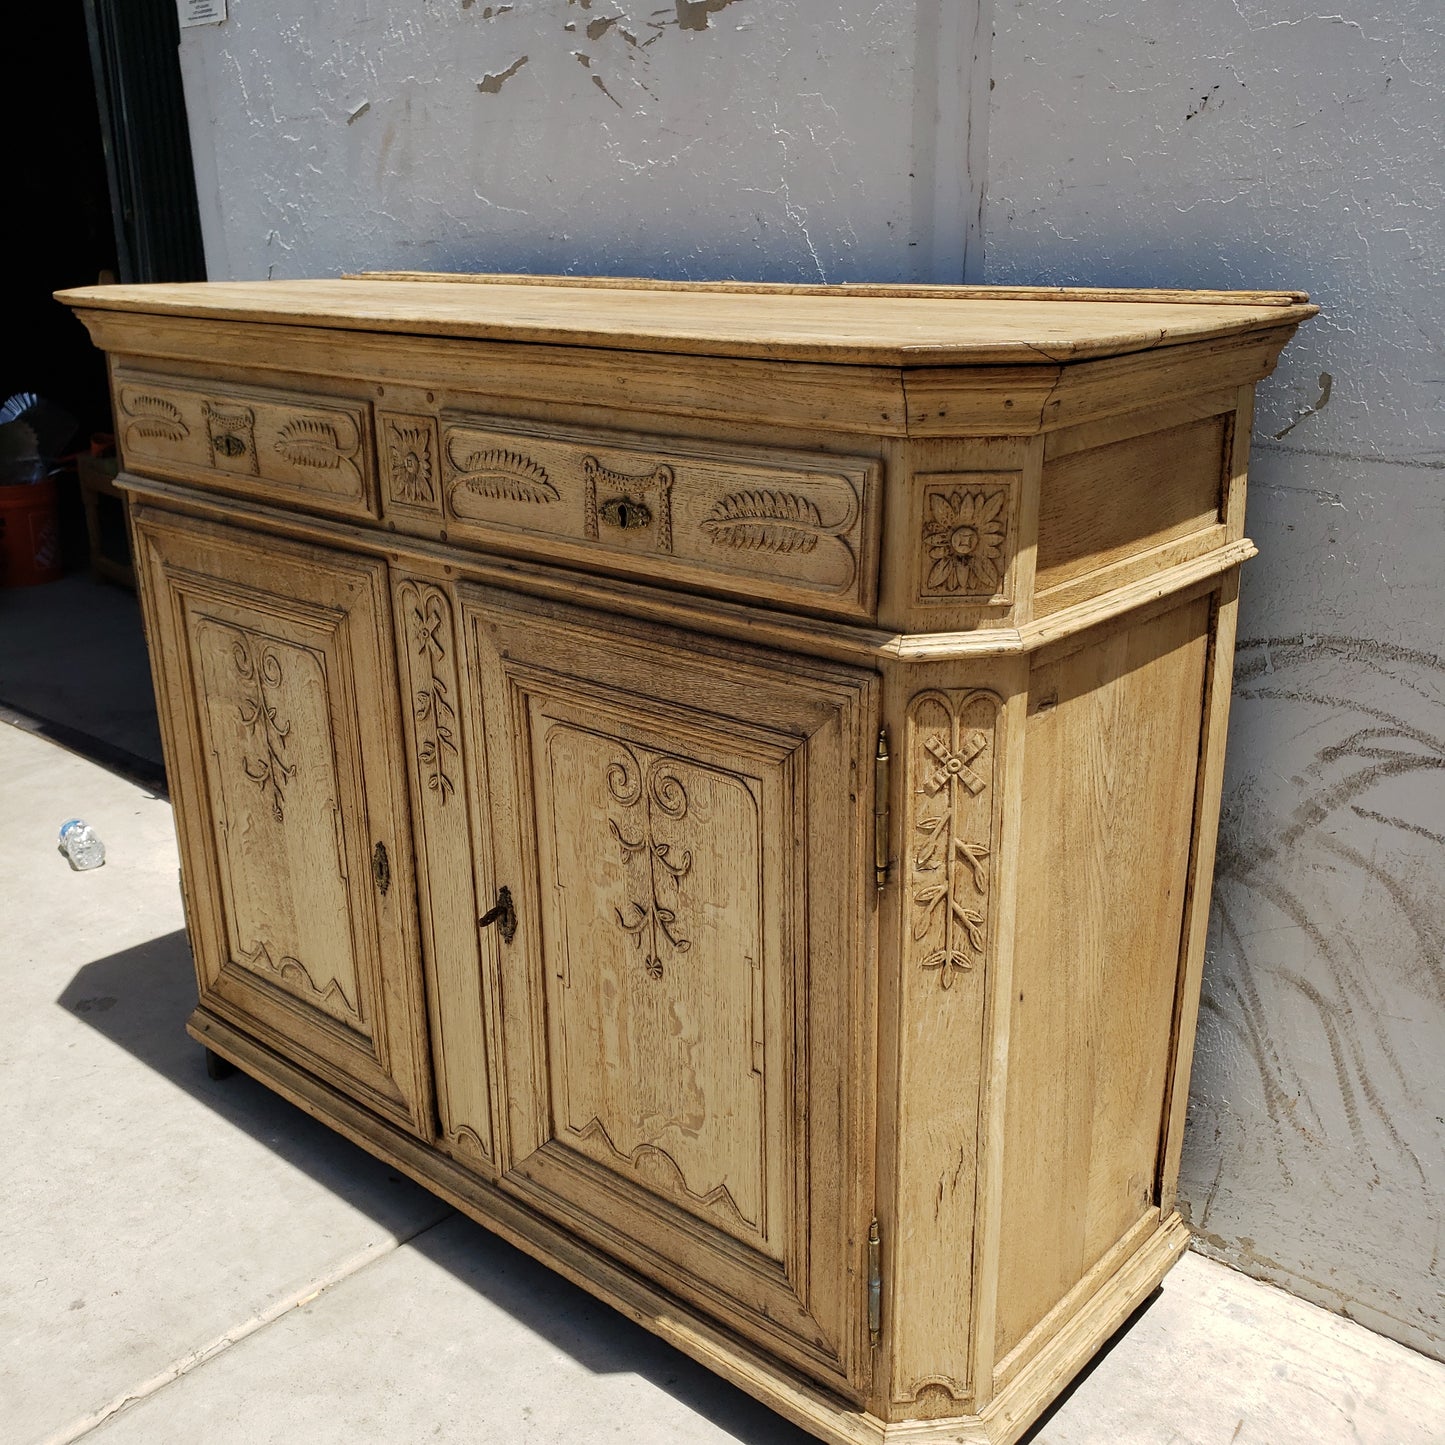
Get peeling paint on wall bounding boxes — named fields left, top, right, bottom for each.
left=476, top=55, right=529, bottom=93
left=177, top=0, right=982, bottom=285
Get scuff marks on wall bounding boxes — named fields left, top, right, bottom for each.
left=1273, top=372, right=1335, bottom=440
left=1184, top=633, right=1445, bottom=1353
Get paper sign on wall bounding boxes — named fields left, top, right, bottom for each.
left=179, top=0, right=227, bottom=26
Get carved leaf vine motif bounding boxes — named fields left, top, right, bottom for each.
left=701, top=489, right=823, bottom=554
left=446, top=438, right=558, bottom=503
left=910, top=700, right=997, bottom=989
left=274, top=415, right=354, bottom=471
left=121, top=391, right=188, bottom=443
left=406, top=585, right=459, bottom=803
left=699, top=481, right=860, bottom=587
left=231, top=633, right=296, bottom=822
left=607, top=751, right=693, bottom=981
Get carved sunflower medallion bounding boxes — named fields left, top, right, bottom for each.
left=916, top=476, right=1015, bottom=603
left=379, top=412, right=442, bottom=512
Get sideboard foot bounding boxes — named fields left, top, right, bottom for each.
left=205, top=1047, right=236, bottom=1081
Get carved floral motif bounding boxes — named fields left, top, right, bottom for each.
left=230, top=630, right=296, bottom=822
left=606, top=749, right=693, bottom=980
left=908, top=691, right=999, bottom=989
left=385, top=420, right=437, bottom=504
left=920, top=486, right=1008, bottom=598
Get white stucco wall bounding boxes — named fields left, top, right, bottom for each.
left=176, top=0, right=1443, bottom=1363
left=985, top=0, right=1445, bottom=1359
left=177, top=0, right=988, bottom=284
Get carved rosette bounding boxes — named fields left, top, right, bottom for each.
left=916, top=475, right=1016, bottom=604
left=398, top=581, right=460, bottom=804
left=906, top=689, right=1001, bottom=989
left=378, top=413, right=441, bottom=511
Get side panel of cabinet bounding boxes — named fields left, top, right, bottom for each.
left=458, top=586, right=878, bottom=1398
left=993, top=596, right=1211, bottom=1381
left=132, top=505, right=433, bottom=1134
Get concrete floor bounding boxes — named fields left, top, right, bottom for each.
left=2, top=589, right=1443, bottom=1445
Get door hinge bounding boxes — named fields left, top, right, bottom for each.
left=874, top=729, right=891, bottom=890
left=867, top=1216, right=882, bottom=1347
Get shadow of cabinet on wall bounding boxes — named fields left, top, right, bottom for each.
left=61, top=273, right=1313, bottom=1445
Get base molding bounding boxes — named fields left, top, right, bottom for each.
left=190, top=1008, right=1191, bottom=1445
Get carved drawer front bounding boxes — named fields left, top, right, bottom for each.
left=133, top=509, right=431, bottom=1134
left=462, top=587, right=877, bottom=1396
left=433, top=414, right=877, bottom=619
left=115, top=371, right=376, bottom=518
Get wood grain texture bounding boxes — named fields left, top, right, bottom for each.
left=460, top=587, right=877, bottom=1397
left=132, top=506, right=432, bottom=1135
left=115, top=368, right=377, bottom=518
left=392, top=574, right=496, bottom=1172
left=69, top=275, right=1309, bottom=1445
left=434, top=412, right=878, bottom=619
left=993, top=598, right=1211, bottom=1373
left=350, top=270, right=1312, bottom=307
left=1035, top=412, right=1230, bottom=596
left=58, top=277, right=1316, bottom=366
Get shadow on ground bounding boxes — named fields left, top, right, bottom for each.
left=58, top=930, right=813, bottom=1443
left=60, top=929, right=1155, bottom=1443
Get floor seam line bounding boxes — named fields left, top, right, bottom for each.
left=38, top=1207, right=458, bottom=1445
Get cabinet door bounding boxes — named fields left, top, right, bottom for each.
left=460, top=586, right=877, bottom=1398
left=134, top=508, right=432, bottom=1135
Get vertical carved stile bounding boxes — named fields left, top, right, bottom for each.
left=888, top=685, right=1003, bottom=1409
left=402, top=583, right=460, bottom=804
left=396, top=576, right=492, bottom=1165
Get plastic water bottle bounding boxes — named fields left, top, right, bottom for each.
left=59, top=818, right=106, bottom=871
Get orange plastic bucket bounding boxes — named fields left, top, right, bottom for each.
left=0, top=476, right=62, bottom=586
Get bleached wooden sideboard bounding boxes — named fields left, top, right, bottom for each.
left=61, top=274, right=1312, bottom=1444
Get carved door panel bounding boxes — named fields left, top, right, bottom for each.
left=133, top=508, right=432, bottom=1135
left=460, top=586, right=878, bottom=1398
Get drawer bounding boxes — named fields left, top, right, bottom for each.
left=395, top=412, right=878, bottom=620
left=114, top=370, right=377, bottom=519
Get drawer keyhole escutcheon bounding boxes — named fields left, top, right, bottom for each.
left=598, top=495, right=652, bottom=530
left=479, top=886, right=518, bottom=944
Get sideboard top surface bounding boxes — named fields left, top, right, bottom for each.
left=56, top=274, right=1316, bottom=367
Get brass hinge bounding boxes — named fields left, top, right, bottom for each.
left=874, top=729, right=891, bottom=890
left=867, top=1216, right=882, bottom=1347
